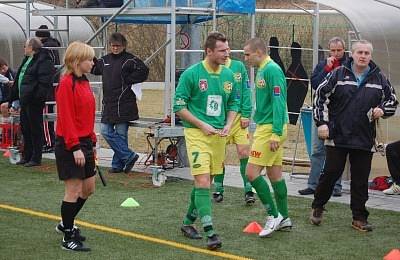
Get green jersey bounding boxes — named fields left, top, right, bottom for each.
left=173, top=60, right=240, bottom=129
left=254, top=56, right=288, bottom=136
left=225, top=58, right=252, bottom=118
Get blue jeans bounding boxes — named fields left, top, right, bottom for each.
left=101, top=122, right=136, bottom=170
left=308, top=123, right=342, bottom=192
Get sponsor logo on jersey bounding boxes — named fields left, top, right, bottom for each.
left=234, top=72, right=242, bottom=82
left=199, top=79, right=208, bottom=91
left=175, top=98, right=186, bottom=106
left=273, top=86, right=281, bottom=96
left=223, top=81, right=233, bottom=93
left=250, top=150, right=262, bottom=158
left=256, top=79, right=266, bottom=88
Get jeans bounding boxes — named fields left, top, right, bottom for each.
left=312, top=146, right=372, bottom=221
left=308, top=123, right=342, bottom=192
left=101, top=122, right=135, bottom=170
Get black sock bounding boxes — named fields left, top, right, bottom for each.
left=74, top=197, right=87, bottom=218
left=61, top=201, right=76, bottom=239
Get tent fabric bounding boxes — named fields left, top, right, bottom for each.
left=112, top=0, right=255, bottom=24
left=312, top=0, right=400, bottom=90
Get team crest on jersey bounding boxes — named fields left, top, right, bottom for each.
left=257, top=79, right=266, bottom=88
left=199, top=79, right=208, bottom=91
left=234, top=73, right=242, bottom=82
left=273, top=86, right=281, bottom=96
left=223, top=81, right=233, bottom=93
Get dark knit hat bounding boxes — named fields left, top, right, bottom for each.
left=35, top=25, right=50, bottom=38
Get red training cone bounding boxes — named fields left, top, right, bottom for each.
left=3, top=150, right=10, bottom=158
left=384, top=249, right=400, bottom=260
left=243, top=221, right=263, bottom=234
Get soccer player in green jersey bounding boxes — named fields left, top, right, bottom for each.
left=212, top=52, right=255, bottom=205
left=243, top=37, right=292, bottom=238
left=173, top=32, right=239, bottom=250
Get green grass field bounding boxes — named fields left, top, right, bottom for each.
left=0, top=157, right=398, bottom=260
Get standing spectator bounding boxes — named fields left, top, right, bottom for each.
left=212, top=53, right=254, bottom=204
left=174, top=32, right=239, bottom=250
left=0, top=57, right=15, bottom=106
left=243, top=37, right=291, bottom=238
left=298, top=37, right=347, bottom=197
left=310, top=40, right=398, bottom=232
left=382, top=141, right=400, bottom=195
left=92, top=32, right=149, bottom=173
left=54, top=41, right=96, bottom=251
left=35, top=24, right=61, bottom=153
left=9, top=37, right=54, bottom=167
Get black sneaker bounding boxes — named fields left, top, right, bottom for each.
left=332, top=190, right=342, bottom=197
left=207, top=234, right=222, bottom=250
left=62, top=238, right=91, bottom=252
left=244, top=191, right=256, bottom=205
left=56, top=222, right=86, bottom=241
left=212, top=192, right=223, bottom=203
left=298, top=188, right=315, bottom=195
left=181, top=225, right=202, bottom=239
left=124, top=154, right=139, bottom=173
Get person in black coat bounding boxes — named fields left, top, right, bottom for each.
left=0, top=57, right=15, bottom=105
left=9, top=37, right=55, bottom=166
left=92, top=32, right=149, bottom=173
left=36, top=25, right=61, bottom=152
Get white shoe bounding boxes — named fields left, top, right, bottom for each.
left=277, top=217, right=293, bottom=231
left=383, top=183, right=400, bottom=195
left=259, top=214, right=283, bottom=237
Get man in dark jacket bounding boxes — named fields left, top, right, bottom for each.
left=35, top=24, right=61, bottom=152
left=9, top=37, right=55, bottom=166
left=298, top=37, right=346, bottom=197
left=92, top=32, right=149, bottom=173
left=310, top=40, right=398, bottom=232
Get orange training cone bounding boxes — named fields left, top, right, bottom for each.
left=243, top=221, right=263, bottom=234
left=384, top=249, right=400, bottom=260
left=3, top=150, right=10, bottom=158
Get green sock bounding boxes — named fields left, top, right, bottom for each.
left=251, top=176, right=278, bottom=217
left=213, top=168, right=225, bottom=194
left=240, top=158, right=252, bottom=193
left=183, top=188, right=197, bottom=225
left=195, top=188, right=215, bottom=237
left=271, top=179, right=289, bottom=218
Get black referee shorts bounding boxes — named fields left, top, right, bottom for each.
left=55, top=136, right=96, bottom=181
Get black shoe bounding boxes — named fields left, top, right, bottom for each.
left=24, top=161, right=41, bottom=167
left=245, top=191, right=256, bottom=205
left=180, top=225, right=202, bottom=239
left=108, top=168, right=123, bottom=174
left=16, top=159, right=27, bottom=165
left=212, top=192, right=224, bottom=203
left=298, top=188, right=315, bottom=195
left=56, top=222, right=86, bottom=241
left=207, top=234, right=222, bottom=250
left=352, top=220, right=373, bottom=232
left=124, top=154, right=139, bottom=173
left=332, top=190, right=342, bottom=197
left=62, top=238, right=91, bottom=251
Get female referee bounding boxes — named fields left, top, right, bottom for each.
left=54, top=41, right=96, bottom=251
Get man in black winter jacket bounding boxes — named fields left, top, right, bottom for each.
left=9, top=37, right=55, bottom=166
left=36, top=24, right=61, bottom=152
left=310, top=40, right=398, bottom=232
left=92, top=32, right=149, bottom=174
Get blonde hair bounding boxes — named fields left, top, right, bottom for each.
left=63, top=41, right=95, bottom=75
left=351, top=40, right=373, bottom=53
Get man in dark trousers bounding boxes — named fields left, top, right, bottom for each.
left=92, top=32, right=149, bottom=173
left=310, top=40, right=397, bottom=232
left=35, top=24, right=61, bottom=153
left=9, top=37, right=54, bottom=166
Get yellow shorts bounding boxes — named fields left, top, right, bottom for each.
left=226, top=114, right=250, bottom=145
left=184, top=128, right=226, bottom=176
left=248, top=124, right=287, bottom=167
